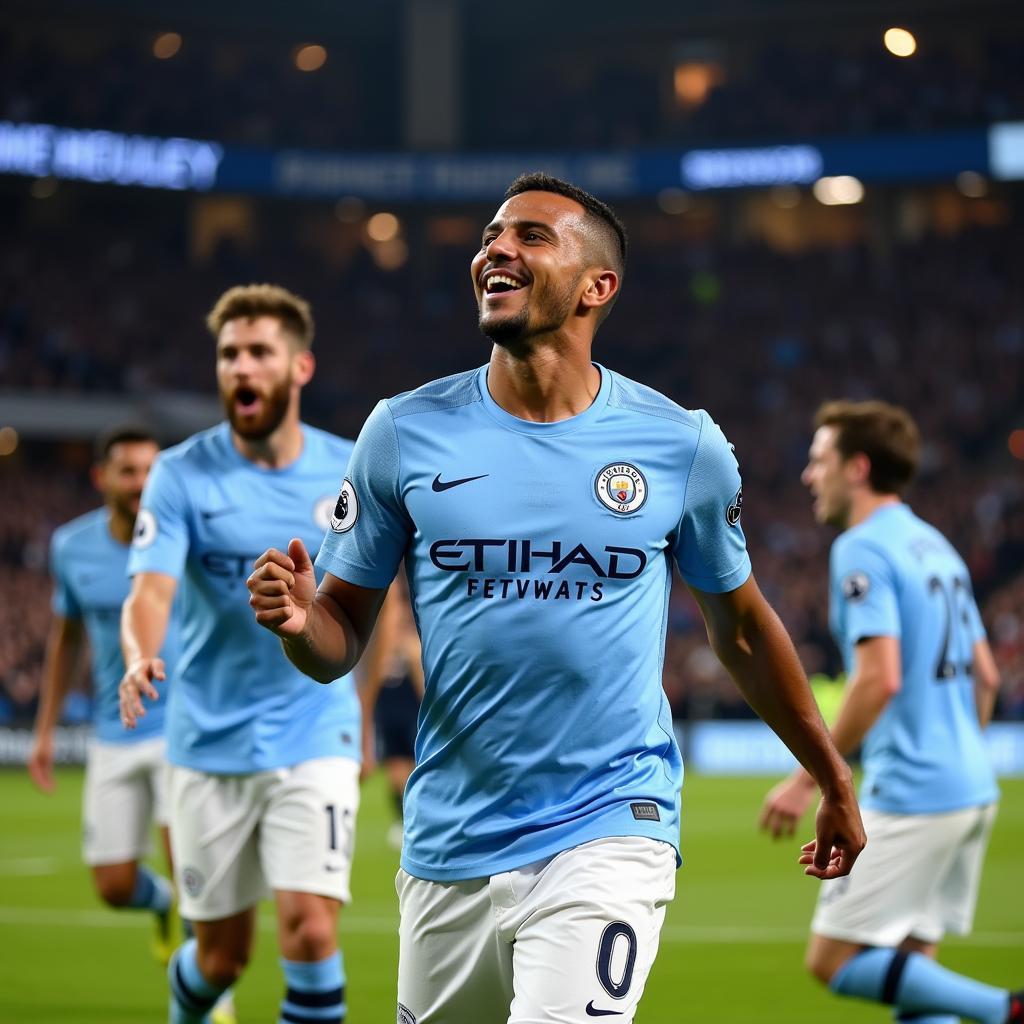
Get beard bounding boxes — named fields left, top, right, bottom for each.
left=478, top=274, right=580, bottom=348
left=223, top=376, right=292, bottom=441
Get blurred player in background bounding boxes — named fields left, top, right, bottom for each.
left=119, top=285, right=365, bottom=1024
left=248, top=174, right=865, bottom=1024
left=27, top=426, right=179, bottom=961
left=761, top=400, right=1022, bottom=1024
left=360, top=573, right=423, bottom=849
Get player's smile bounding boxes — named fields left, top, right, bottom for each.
left=479, top=267, right=531, bottom=304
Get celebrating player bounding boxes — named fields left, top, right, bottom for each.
left=248, top=175, right=865, bottom=1024
left=28, top=426, right=178, bottom=961
left=761, top=400, right=1022, bottom=1024
left=119, top=285, right=362, bottom=1024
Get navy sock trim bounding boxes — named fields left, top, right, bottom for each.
left=281, top=1010, right=342, bottom=1024
left=172, top=960, right=218, bottom=1015
left=286, top=986, right=345, bottom=1008
left=881, top=951, right=911, bottom=1005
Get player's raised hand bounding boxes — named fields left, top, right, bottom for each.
left=119, top=657, right=165, bottom=729
left=248, top=538, right=316, bottom=638
left=759, top=770, right=817, bottom=838
left=27, top=732, right=56, bottom=793
left=799, top=784, right=866, bottom=880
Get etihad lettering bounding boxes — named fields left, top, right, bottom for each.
left=429, top=539, right=646, bottom=579
left=467, top=578, right=605, bottom=602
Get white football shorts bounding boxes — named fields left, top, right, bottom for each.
left=396, top=835, right=677, bottom=1024
left=168, top=756, right=360, bottom=922
left=82, top=735, right=169, bottom=866
left=812, top=802, right=998, bottom=946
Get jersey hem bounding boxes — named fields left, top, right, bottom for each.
left=860, top=791, right=1000, bottom=816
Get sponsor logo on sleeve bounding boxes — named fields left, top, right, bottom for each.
left=630, top=801, right=661, bottom=822
left=595, top=463, right=648, bottom=515
left=726, top=487, right=743, bottom=526
left=132, top=508, right=157, bottom=549
left=330, top=479, right=359, bottom=533
left=841, top=571, right=870, bottom=602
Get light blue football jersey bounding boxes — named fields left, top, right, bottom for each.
left=829, top=503, right=998, bottom=814
left=128, top=422, right=360, bottom=773
left=51, top=507, right=180, bottom=744
left=316, top=364, right=751, bottom=881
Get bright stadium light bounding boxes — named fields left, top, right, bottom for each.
left=1009, top=429, right=1024, bottom=461
left=372, top=238, right=408, bottom=271
left=295, top=44, right=327, bottom=72
left=955, top=171, right=988, bottom=198
left=812, top=175, right=865, bottom=206
left=0, top=426, right=18, bottom=457
left=366, top=212, right=400, bottom=242
left=153, top=32, right=182, bottom=60
left=884, top=27, right=917, bottom=57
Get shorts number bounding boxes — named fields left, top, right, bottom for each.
left=325, top=803, right=354, bottom=857
left=596, top=922, right=638, bottom=999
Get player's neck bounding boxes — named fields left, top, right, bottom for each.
left=230, top=413, right=305, bottom=469
left=846, top=490, right=901, bottom=529
left=486, top=343, right=601, bottom=423
left=106, top=507, right=134, bottom=545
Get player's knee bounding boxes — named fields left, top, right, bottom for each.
left=804, top=945, right=841, bottom=986
left=196, top=947, right=249, bottom=989
left=94, top=871, right=135, bottom=907
left=284, top=912, right=337, bottom=961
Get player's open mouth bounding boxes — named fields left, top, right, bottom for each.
left=234, top=387, right=261, bottom=414
left=482, top=271, right=529, bottom=298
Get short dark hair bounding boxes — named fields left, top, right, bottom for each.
left=815, top=399, right=920, bottom=496
left=206, top=283, right=315, bottom=349
left=504, top=172, right=628, bottom=277
left=94, top=424, right=158, bottom=463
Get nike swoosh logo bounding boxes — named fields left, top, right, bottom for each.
left=431, top=473, right=488, bottom=492
left=324, top=864, right=343, bottom=873
left=200, top=507, right=237, bottom=520
left=585, top=1003, right=622, bottom=1017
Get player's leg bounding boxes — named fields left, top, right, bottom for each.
left=383, top=755, right=415, bottom=848
left=82, top=738, right=174, bottom=950
left=396, top=869, right=514, bottom=1023
left=809, top=805, right=1016, bottom=1024
left=261, top=757, right=361, bottom=1024
left=167, top=765, right=268, bottom=1023
left=502, top=836, right=676, bottom=1023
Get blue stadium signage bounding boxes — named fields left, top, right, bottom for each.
left=0, top=120, right=224, bottom=190
left=0, top=120, right=1008, bottom=198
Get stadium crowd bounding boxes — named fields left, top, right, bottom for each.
left=1, top=204, right=1022, bottom=724
left=2, top=21, right=1023, bottom=151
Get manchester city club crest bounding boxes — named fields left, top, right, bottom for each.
left=595, top=462, right=648, bottom=515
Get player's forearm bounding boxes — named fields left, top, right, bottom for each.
left=280, top=592, right=363, bottom=684
left=34, top=621, right=82, bottom=734
left=714, top=606, right=851, bottom=795
left=121, top=587, right=171, bottom=666
left=826, top=673, right=893, bottom=757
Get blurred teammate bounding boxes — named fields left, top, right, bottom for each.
left=761, top=400, right=1022, bottom=1024
left=28, top=426, right=178, bottom=960
left=360, top=575, right=423, bottom=849
left=248, top=174, right=865, bottom=1024
left=119, top=285, right=361, bottom=1024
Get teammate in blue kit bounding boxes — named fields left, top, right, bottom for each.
left=247, top=175, right=865, bottom=1024
left=761, top=400, right=1022, bottom=1024
left=119, top=285, right=361, bottom=1024
left=28, top=426, right=179, bottom=961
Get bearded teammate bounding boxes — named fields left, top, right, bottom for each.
left=28, top=427, right=179, bottom=961
left=119, top=285, right=361, bottom=1024
left=760, top=401, right=1022, bottom=1024
left=247, top=175, right=865, bottom=1024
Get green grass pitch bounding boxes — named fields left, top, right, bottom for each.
left=0, top=770, right=1020, bottom=1022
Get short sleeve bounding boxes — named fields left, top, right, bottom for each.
left=127, top=456, right=191, bottom=580
left=315, top=400, right=411, bottom=590
left=50, top=534, right=81, bottom=619
left=831, top=536, right=900, bottom=644
left=674, top=412, right=752, bottom=593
